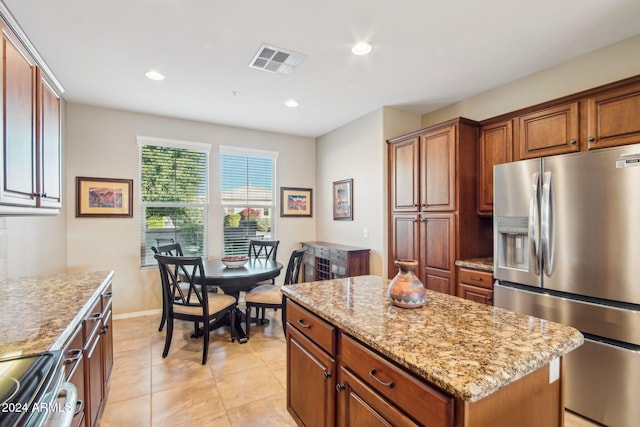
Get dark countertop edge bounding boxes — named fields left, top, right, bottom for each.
left=49, top=271, right=115, bottom=351
left=281, top=284, right=584, bottom=402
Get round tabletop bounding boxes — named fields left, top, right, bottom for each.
left=201, top=258, right=283, bottom=293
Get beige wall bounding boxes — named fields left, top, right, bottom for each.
left=315, top=107, right=419, bottom=278
left=64, top=103, right=315, bottom=316
left=422, top=35, right=640, bottom=126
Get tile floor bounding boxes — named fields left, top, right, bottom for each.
left=98, top=307, right=599, bottom=427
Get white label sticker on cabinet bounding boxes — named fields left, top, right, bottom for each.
left=549, top=357, right=560, bottom=384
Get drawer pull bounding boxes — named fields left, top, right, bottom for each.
left=102, top=291, right=113, bottom=298
left=87, top=312, right=103, bottom=322
left=468, top=276, right=483, bottom=281
left=74, top=399, right=84, bottom=416
left=369, top=369, right=394, bottom=388
left=297, top=319, right=311, bottom=329
left=64, top=349, right=82, bottom=364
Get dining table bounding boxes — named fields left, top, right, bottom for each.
left=201, top=257, right=283, bottom=343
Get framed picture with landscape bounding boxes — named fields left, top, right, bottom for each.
left=280, top=187, right=312, bottom=217
left=333, top=178, right=353, bottom=220
left=76, top=176, right=133, bottom=218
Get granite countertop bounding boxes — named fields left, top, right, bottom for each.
left=0, top=271, right=114, bottom=358
left=455, top=257, right=494, bottom=272
left=281, top=275, right=582, bottom=402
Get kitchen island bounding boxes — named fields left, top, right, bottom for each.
left=281, top=275, right=583, bottom=427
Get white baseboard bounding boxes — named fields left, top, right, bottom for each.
left=113, top=309, right=162, bottom=320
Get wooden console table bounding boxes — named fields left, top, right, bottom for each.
left=301, top=241, right=370, bottom=282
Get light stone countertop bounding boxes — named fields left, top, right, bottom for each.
left=0, top=271, right=114, bottom=358
left=281, top=275, right=583, bottom=402
left=455, top=257, right=494, bottom=272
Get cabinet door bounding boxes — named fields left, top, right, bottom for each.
left=421, top=214, right=455, bottom=295
left=337, top=366, right=419, bottom=427
left=286, top=326, right=336, bottom=427
left=421, top=125, right=455, bottom=211
left=85, top=327, right=103, bottom=427
left=101, top=291, right=114, bottom=388
left=587, top=83, right=640, bottom=149
left=0, top=23, right=37, bottom=207
left=389, top=137, right=419, bottom=212
left=457, top=283, right=494, bottom=305
left=517, top=102, right=580, bottom=159
left=36, top=71, right=61, bottom=208
left=478, top=120, right=513, bottom=215
left=389, top=215, right=420, bottom=281
left=63, top=326, right=86, bottom=427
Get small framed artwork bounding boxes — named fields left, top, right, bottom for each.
left=333, top=178, right=353, bottom=221
left=280, top=187, right=313, bottom=217
left=76, top=176, right=133, bottom=218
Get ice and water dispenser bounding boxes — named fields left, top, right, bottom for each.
left=495, top=216, right=530, bottom=271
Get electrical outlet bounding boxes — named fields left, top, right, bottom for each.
left=363, top=228, right=368, bottom=239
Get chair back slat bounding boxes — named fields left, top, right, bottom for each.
left=248, top=239, right=279, bottom=261
left=155, top=254, right=208, bottom=315
left=284, top=246, right=307, bottom=285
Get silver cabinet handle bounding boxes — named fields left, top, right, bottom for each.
left=297, top=319, right=311, bottom=329
left=369, top=369, right=394, bottom=388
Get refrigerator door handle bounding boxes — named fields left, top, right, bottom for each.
left=529, top=172, right=540, bottom=275
left=541, top=171, right=554, bottom=276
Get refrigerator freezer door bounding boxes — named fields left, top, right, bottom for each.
left=494, top=158, right=542, bottom=287
left=565, top=337, right=640, bottom=427
left=542, top=144, right=640, bottom=304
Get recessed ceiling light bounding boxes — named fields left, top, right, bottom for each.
left=284, top=99, right=299, bottom=108
left=145, top=70, right=165, bottom=81
left=351, top=42, right=372, bottom=56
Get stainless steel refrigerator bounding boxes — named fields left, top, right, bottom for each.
left=494, top=144, right=640, bottom=427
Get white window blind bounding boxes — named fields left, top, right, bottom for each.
left=139, top=137, right=210, bottom=267
left=220, top=146, right=277, bottom=256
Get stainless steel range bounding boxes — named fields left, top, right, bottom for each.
left=494, top=143, right=640, bottom=427
left=0, top=350, right=77, bottom=427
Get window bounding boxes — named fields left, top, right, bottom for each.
left=220, top=146, right=277, bottom=255
left=139, top=136, right=210, bottom=267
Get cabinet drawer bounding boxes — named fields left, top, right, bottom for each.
left=286, top=300, right=336, bottom=355
left=458, top=268, right=493, bottom=290
left=83, top=298, right=103, bottom=343
left=340, top=334, right=454, bottom=427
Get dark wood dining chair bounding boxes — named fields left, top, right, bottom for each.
left=244, top=246, right=306, bottom=338
left=154, top=254, right=237, bottom=364
left=248, top=239, right=280, bottom=285
left=151, top=242, right=185, bottom=332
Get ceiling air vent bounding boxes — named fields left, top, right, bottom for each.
left=249, top=44, right=306, bottom=75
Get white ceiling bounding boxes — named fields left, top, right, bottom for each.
left=4, top=0, right=640, bottom=138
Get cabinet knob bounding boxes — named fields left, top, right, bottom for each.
left=323, top=370, right=332, bottom=379
left=336, top=383, right=346, bottom=392
left=569, top=139, right=576, bottom=145
left=588, top=136, right=596, bottom=143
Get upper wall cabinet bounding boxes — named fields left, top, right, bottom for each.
left=516, top=102, right=580, bottom=160
left=389, top=136, right=420, bottom=212
left=0, top=9, right=63, bottom=214
left=477, top=120, right=513, bottom=216
left=586, top=82, right=640, bottom=150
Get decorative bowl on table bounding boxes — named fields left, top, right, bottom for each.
left=221, top=255, right=248, bottom=269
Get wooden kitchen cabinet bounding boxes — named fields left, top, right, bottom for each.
left=101, top=284, right=114, bottom=388
left=0, top=12, right=62, bottom=214
left=389, top=136, right=420, bottom=212
left=83, top=299, right=104, bottom=427
left=286, top=300, right=337, bottom=427
left=456, top=267, right=494, bottom=306
left=586, top=81, right=640, bottom=150
left=387, top=118, right=492, bottom=295
left=517, top=102, right=580, bottom=160
left=477, top=120, right=513, bottom=215
left=63, top=325, right=86, bottom=427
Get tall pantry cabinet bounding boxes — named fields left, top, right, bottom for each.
left=387, top=117, right=492, bottom=295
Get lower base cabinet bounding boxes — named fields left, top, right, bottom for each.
left=61, top=277, right=113, bottom=427
left=286, top=298, right=563, bottom=427
left=456, top=267, right=494, bottom=305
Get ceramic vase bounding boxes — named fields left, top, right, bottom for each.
left=387, top=259, right=426, bottom=308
